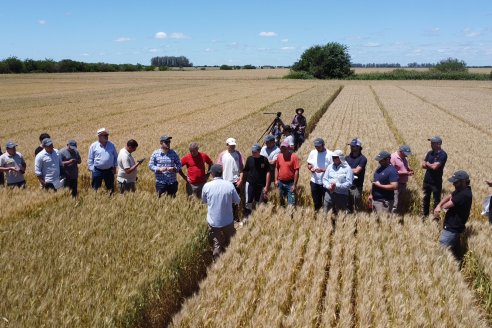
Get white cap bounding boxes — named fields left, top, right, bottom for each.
left=332, top=149, right=346, bottom=162
left=226, top=137, right=237, bottom=146
left=97, top=128, right=109, bottom=136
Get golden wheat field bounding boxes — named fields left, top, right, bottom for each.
left=1, top=70, right=492, bottom=327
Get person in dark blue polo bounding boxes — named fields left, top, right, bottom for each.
left=87, top=128, right=118, bottom=194
left=369, top=151, right=399, bottom=214
left=422, top=136, right=448, bottom=219
left=346, top=138, right=367, bottom=213
left=434, top=170, right=472, bottom=260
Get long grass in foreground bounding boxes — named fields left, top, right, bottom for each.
left=171, top=212, right=488, bottom=327
left=0, top=191, right=209, bottom=327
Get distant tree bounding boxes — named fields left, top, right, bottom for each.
left=432, top=58, right=467, bottom=73
left=291, top=42, right=353, bottom=79
left=4, top=56, right=25, bottom=73
left=220, top=65, right=233, bottom=70
left=150, top=56, right=192, bottom=68
left=242, top=64, right=256, bottom=69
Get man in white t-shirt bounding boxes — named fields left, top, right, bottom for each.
left=307, top=138, right=332, bottom=211
left=117, top=139, right=145, bottom=193
left=217, top=137, right=244, bottom=221
left=282, top=125, right=295, bottom=149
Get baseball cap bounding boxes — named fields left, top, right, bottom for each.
left=226, top=137, right=237, bottom=146
left=67, top=139, right=77, bottom=150
left=374, top=150, right=391, bottom=161
left=332, top=149, right=346, bottom=161
left=251, top=144, right=262, bottom=152
left=264, top=134, right=275, bottom=143
left=399, top=145, right=412, bottom=156
left=6, top=141, right=17, bottom=149
left=348, top=138, right=362, bottom=147
left=160, top=135, right=172, bottom=142
left=280, top=141, right=290, bottom=148
left=428, top=136, right=442, bottom=144
left=448, top=170, right=470, bottom=183
left=97, top=128, right=109, bottom=136
left=313, top=138, right=325, bottom=147
left=42, top=138, right=53, bottom=147
left=295, top=107, right=304, bottom=114
left=209, top=164, right=223, bottom=176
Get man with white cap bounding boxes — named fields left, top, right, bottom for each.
left=421, top=136, right=448, bottom=219
left=307, top=137, right=331, bottom=211
left=60, top=139, right=82, bottom=197
left=346, top=138, right=367, bottom=213
left=202, top=164, right=241, bottom=260
left=149, top=135, right=182, bottom=197
left=217, top=137, right=244, bottom=221
left=434, top=170, right=472, bottom=260
left=323, top=149, right=353, bottom=214
left=369, top=151, right=399, bottom=214
left=390, top=145, right=414, bottom=214
left=275, top=141, right=300, bottom=207
left=0, top=141, right=27, bottom=188
left=87, top=128, right=118, bottom=193
left=35, top=138, right=63, bottom=191
left=242, top=143, right=271, bottom=219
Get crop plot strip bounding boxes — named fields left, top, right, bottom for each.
left=371, top=85, right=492, bottom=217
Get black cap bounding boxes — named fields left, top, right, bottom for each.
left=448, top=170, right=470, bottom=183
left=374, top=150, right=391, bottom=161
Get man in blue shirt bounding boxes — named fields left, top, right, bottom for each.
left=87, top=128, right=118, bottom=193
left=149, top=135, right=182, bottom=197
left=35, top=138, right=63, bottom=191
left=369, top=151, right=399, bottom=214
left=421, top=136, right=448, bottom=219
left=346, top=138, right=367, bottom=213
left=202, top=164, right=241, bottom=259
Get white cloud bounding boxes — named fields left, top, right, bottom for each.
left=38, top=20, right=47, bottom=25
left=431, top=27, right=441, bottom=33
left=281, top=46, right=295, bottom=50
left=155, top=32, right=167, bottom=39
left=281, top=38, right=289, bottom=43
left=170, top=32, right=188, bottom=39
left=365, top=42, right=381, bottom=47
left=80, top=53, right=90, bottom=57
left=204, top=48, right=212, bottom=52
left=463, top=27, right=480, bottom=37
left=148, top=48, right=160, bottom=53
left=115, top=37, right=131, bottom=43
left=259, top=32, right=277, bottom=37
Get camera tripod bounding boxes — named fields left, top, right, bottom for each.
left=257, top=112, right=284, bottom=144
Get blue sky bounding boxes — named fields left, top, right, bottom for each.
left=1, top=1, right=491, bottom=66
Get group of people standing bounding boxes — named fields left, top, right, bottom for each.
left=0, top=110, right=489, bottom=261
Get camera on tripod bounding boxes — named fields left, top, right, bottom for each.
left=257, top=111, right=285, bottom=145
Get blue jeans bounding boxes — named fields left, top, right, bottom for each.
left=439, top=229, right=461, bottom=259
left=278, top=180, right=295, bottom=206
left=92, top=168, right=115, bottom=193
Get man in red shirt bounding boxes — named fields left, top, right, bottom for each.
left=275, top=141, right=300, bottom=207
left=179, top=142, right=213, bottom=198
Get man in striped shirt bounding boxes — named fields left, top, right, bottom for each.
left=149, top=135, right=182, bottom=198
